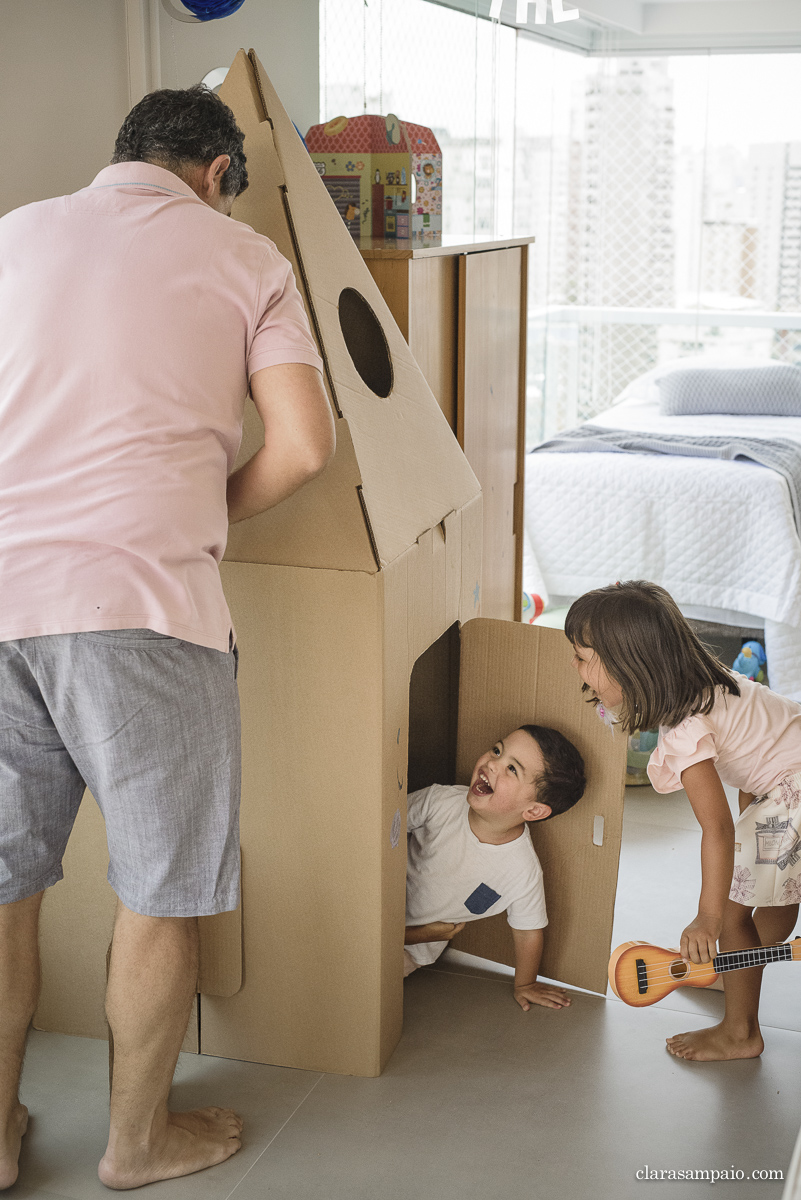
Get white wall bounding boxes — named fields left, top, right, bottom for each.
left=0, top=0, right=319, bottom=218
left=0, top=0, right=129, bottom=215
left=157, top=0, right=319, bottom=135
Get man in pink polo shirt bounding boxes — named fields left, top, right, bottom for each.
left=0, top=86, right=334, bottom=1189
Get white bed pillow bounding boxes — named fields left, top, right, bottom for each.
left=613, top=354, right=794, bottom=407
left=657, top=363, right=801, bottom=417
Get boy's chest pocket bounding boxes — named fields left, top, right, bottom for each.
left=463, top=883, right=502, bottom=914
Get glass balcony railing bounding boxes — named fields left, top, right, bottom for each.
left=526, top=304, right=801, bottom=444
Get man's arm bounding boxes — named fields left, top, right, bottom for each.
left=511, top=928, right=572, bottom=1011
left=227, top=363, right=335, bottom=524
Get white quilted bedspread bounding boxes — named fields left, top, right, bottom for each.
left=525, top=394, right=801, bottom=700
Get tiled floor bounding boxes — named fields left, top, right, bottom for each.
left=9, top=785, right=801, bottom=1200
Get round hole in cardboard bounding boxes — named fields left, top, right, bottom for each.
left=337, top=287, right=393, bottom=398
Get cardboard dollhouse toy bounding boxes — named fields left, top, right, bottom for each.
left=34, top=50, right=626, bottom=1079
left=305, top=113, right=442, bottom=240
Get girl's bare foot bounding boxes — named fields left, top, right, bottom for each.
left=98, top=1106, right=242, bottom=1191
left=0, top=1103, right=29, bottom=1190
left=666, top=1023, right=764, bottom=1061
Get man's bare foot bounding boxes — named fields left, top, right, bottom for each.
left=666, top=1023, right=764, bottom=1061
left=98, top=1106, right=242, bottom=1191
left=0, top=1103, right=29, bottom=1190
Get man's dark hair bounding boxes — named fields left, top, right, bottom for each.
left=111, top=84, right=248, bottom=197
left=518, top=725, right=586, bottom=820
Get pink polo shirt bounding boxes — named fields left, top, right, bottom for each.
left=0, top=163, right=323, bottom=651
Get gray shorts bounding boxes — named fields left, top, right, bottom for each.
left=0, top=630, right=240, bottom=917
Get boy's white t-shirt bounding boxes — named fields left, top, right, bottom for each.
left=405, top=783, right=548, bottom=967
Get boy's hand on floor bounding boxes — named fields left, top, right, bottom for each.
left=513, top=982, right=572, bottom=1012
left=404, top=921, right=466, bottom=945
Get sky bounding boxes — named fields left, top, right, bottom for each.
left=671, top=53, right=801, bottom=151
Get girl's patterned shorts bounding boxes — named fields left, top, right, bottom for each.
left=730, top=770, right=801, bottom=908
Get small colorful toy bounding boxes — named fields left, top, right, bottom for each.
left=626, top=728, right=659, bottom=785
left=732, top=640, right=767, bottom=683
left=305, top=113, right=442, bottom=241
left=521, top=591, right=544, bottom=624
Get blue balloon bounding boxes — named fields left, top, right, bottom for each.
left=181, top=0, right=246, bottom=20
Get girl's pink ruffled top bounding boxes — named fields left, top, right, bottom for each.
left=648, top=673, right=801, bottom=797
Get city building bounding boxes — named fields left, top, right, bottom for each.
left=566, top=58, right=675, bottom=421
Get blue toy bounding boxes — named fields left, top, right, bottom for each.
left=732, top=640, right=767, bottom=683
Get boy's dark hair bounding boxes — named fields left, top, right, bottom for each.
left=111, top=84, right=248, bottom=198
left=565, top=580, right=739, bottom=733
left=518, top=725, right=586, bottom=819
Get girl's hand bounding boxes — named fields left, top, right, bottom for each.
left=680, top=914, right=721, bottom=964
left=404, top=921, right=465, bottom=945
left=679, top=760, right=734, bottom=966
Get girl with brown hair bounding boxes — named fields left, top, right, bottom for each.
left=566, top=580, right=801, bottom=1061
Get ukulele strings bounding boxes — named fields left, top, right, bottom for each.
left=626, top=945, right=792, bottom=984
left=632, top=952, right=790, bottom=983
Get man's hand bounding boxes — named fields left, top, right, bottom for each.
left=513, top=981, right=572, bottom=1012
left=680, top=913, right=721, bottom=965
left=227, top=363, right=335, bottom=524
left=404, top=921, right=465, bottom=945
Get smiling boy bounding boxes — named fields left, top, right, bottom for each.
left=404, top=725, right=586, bottom=1011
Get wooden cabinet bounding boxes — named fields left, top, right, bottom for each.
left=362, top=235, right=532, bottom=622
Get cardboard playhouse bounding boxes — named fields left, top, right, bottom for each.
left=34, top=50, right=626, bottom=1079
left=305, top=113, right=442, bottom=240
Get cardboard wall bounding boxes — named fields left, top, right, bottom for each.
left=201, top=494, right=483, bottom=1075
left=451, top=620, right=627, bottom=993
left=405, top=618, right=626, bottom=995
left=200, top=562, right=392, bottom=1074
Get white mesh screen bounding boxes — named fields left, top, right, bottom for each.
left=319, top=5, right=801, bottom=442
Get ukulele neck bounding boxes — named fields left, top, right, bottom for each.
left=712, top=943, right=792, bottom=973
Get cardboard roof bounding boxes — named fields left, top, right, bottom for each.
left=220, top=51, right=478, bottom=574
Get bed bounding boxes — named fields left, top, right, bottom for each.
left=523, top=358, right=801, bottom=701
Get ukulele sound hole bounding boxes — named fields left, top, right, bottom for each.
left=669, top=959, right=689, bottom=980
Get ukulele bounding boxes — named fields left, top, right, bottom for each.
left=608, top=938, right=801, bottom=1007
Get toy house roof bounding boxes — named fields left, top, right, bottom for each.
left=305, top=114, right=440, bottom=158
left=402, top=121, right=441, bottom=156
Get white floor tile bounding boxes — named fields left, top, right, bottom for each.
left=16, top=1033, right=321, bottom=1200
left=7, top=779, right=800, bottom=1200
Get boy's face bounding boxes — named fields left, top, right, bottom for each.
left=468, top=729, right=548, bottom=822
